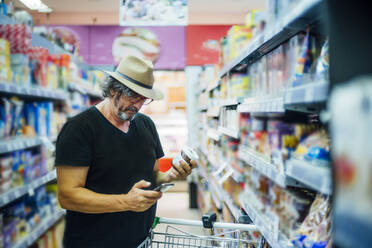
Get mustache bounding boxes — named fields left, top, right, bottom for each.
left=120, top=106, right=139, bottom=113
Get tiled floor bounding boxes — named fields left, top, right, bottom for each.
left=155, top=192, right=205, bottom=236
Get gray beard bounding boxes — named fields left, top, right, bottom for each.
left=118, top=111, right=136, bottom=121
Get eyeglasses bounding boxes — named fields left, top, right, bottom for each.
left=127, top=95, right=153, bottom=105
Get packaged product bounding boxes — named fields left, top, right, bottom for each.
left=226, top=25, right=253, bottom=61
left=10, top=54, right=31, bottom=86
left=293, top=195, right=331, bottom=247
left=0, top=24, right=32, bottom=54
left=0, top=38, right=10, bottom=55
left=314, top=39, right=329, bottom=81
left=28, top=47, right=49, bottom=87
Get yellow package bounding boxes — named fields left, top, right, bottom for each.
left=227, top=26, right=253, bottom=61
left=0, top=66, right=12, bottom=83
left=0, top=39, right=10, bottom=55
left=0, top=54, right=11, bottom=68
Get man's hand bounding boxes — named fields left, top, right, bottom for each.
left=167, top=160, right=197, bottom=181
left=123, top=180, right=162, bottom=212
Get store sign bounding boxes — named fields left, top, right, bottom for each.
left=119, top=0, right=187, bottom=26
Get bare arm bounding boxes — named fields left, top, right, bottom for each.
left=57, top=166, right=162, bottom=214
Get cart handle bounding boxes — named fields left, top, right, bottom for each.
left=152, top=217, right=258, bottom=232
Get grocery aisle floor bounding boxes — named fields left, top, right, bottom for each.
left=155, top=191, right=205, bottom=236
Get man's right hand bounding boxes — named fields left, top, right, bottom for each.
left=123, top=180, right=162, bottom=212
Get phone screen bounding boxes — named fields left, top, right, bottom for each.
left=154, top=183, right=175, bottom=192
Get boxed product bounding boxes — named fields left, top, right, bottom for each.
left=28, top=47, right=49, bottom=87
left=226, top=26, right=253, bottom=61
left=0, top=38, right=10, bottom=55
left=0, top=38, right=12, bottom=83
left=11, top=54, right=31, bottom=86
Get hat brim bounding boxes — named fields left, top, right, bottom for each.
left=103, top=71, right=164, bottom=101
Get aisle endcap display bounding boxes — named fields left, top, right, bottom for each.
left=0, top=82, right=68, bottom=101
left=284, top=80, right=329, bottom=105
left=217, top=0, right=325, bottom=79
left=239, top=194, right=294, bottom=248
left=0, top=169, right=56, bottom=207
left=286, top=158, right=332, bottom=195
left=238, top=97, right=285, bottom=113
left=12, top=209, right=66, bottom=248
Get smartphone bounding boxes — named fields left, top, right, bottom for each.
left=154, top=183, right=175, bottom=193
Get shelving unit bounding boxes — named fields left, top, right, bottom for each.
left=239, top=195, right=294, bottom=248
left=12, top=210, right=66, bottom=248
left=219, top=98, right=240, bottom=107
left=218, top=126, right=239, bottom=139
left=286, top=159, right=332, bottom=195
left=284, top=80, right=328, bottom=105
left=0, top=136, right=41, bottom=154
left=0, top=82, right=68, bottom=101
left=238, top=97, right=285, bottom=113
left=217, top=0, right=325, bottom=78
left=206, top=107, right=220, bottom=117
left=191, top=1, right=333, bottom=246
left=238, top=148, right=286, bottom=187
left=207, top=128, right=220, bottom=141
left=0, top=170, right=56, bottom=207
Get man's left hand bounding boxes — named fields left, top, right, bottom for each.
left=167, top=159, right=197, bottom=181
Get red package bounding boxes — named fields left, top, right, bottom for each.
left=0, top=24, right=32, bottom=54
left=28, top=47, right=49, bottom=86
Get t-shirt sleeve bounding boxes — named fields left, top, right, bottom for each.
left=55, top=120, right=93, bottom=167
left=149, top=119, right=164, bottom=159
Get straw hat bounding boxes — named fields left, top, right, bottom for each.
left=104, top=55, right=164, bottom=100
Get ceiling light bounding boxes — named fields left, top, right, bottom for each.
left=19, top=0, right=52, bottom=12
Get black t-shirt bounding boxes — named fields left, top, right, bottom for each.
left=55, top=107, right=164, bottom=248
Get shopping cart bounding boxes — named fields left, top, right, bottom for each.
left=137, top=215, right=258, bottom=248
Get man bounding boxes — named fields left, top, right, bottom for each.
left=55, top=55, right=197, bottom=248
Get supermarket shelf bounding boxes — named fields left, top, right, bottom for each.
left=0, top=82, right=68, bottom=101
left=238, top=97, right=285, bottom=113
left=218, top=126, right=239, bottom=139
left=0, top=170, right=57, bottom=207
left=0, top=14, right=15, bottom=24
left=286, top=159, right=332, bottom=195
left=0, top=136, right=57, bottom=154
left=207, top=80, right=220, bottom=92
left=238, top=148, right=286, bottom=187
left=0, top=136, right=41, bottom=154
left=199, top=105, right=208, bottom=111
left=285, top=80, right=329, bottom=105
left=13, top=209, right=66, bottom=248
left=207, top=128, right=220, bottom=141
left=218, top=0, right=325, bottom=78
left=224, top=195, right=241, bottom=221
left=206, top=107, right=220, bottom=117
left=239, top=195, right=294, bottom=248
left=32, top=34, right=89, bottom=70
left=198, top=160, right=241, bottom=221
left=219, top=98, right=240, bottom=107
left=69, top=82, right=102, bottom=99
